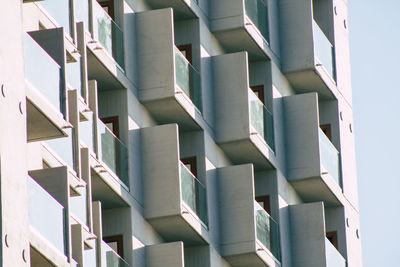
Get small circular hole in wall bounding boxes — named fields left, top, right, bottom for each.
left=22, top=249, right=27, bottom=262
left=1, top=84, right=5, bottom=97
left=19, top=101, right=24, bottom=115
left=5, top=234, right=9, bottom=247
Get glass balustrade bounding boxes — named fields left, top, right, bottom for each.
left=249, top=89, right=275, bottom=151
left=180, top=162, right=208, bottom=226
left=28, top=176, right=66, bottom=255
left=325, top=237, right=346, bottom=267
left=93, top=1, right=125, bottom=69
left=318, top=128, right=341, bottom=186
left=70, top=187, right=88, bottom=226
left=75, top=0, right=90, bottom=32
left=97, top=118, right=129, bottom=187
left=254, top=201, right=281, bottom=261
left=80, top=114, right=95, bottom=152
left=84, top=246, right=97, bottom=267
left=101, top=240, right=130, bottom=267
left=24, top=33, right=64, bottom=115
left=174, top=46, right=202, bottom=110
left=45, top=128, right=75, bottom=170
left=39, top=0, right=71, bottom=36
left=313, top=20, right=336, bottom=80
left=66, top=58, right=84, bottom=98
left=245, top=0, right=269, bottom=42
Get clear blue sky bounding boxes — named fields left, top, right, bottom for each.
left=349, top=1, right=400, bottom=266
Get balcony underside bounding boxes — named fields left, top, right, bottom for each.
left=145, top=0, right=197, bottom=20
left=26, top=86, right=69, bottom=142
left=284, top=68, right=336, bottom=100
left=147, top=213, right=208, bottom=245
left=90, top=158, right=129, bottom=209
left=143, top=97, right=202, bottom=131
left=212, top=26, right=272, bottom=61
left=225, top=251, right=279, bottom=267
left=289, top=175, right=345, bottom=207
left=87, top=47, right=127, bottom=91
left=219, top=139, right=275, bottom=171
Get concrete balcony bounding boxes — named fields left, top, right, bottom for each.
left=210, top=0, right=274, bottom=61
left=145, top=0, right=200, bottom=19
left=284, top=93, right=344, bottom=206
left=146, top=242, right=185, bottom=267
left=28, top=167, right=87, bottom=266
left=280, top=0, right=337, bottom=98
left=27, top=175, right=68, bottom=260
left=219, top=164, right=281, bottom=267
left=24, top=30, right=72, bottom=141
left=290, top=202, right=346, bottom=267
left=136, top=8, right=204, bottom=131
left=142, top=124, right=209, bottom=244
left=213, top=52, right=275, bottom=170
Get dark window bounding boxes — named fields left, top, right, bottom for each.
left=320, top=124, right=332, bottom=141
left=181, top=157, right=197, bottom=177
left=251, top=85, right=265, bottom=104
left=103, top=235, right=123, bottom=257
left=326, top=231, right=338, bottom=249
left=100, top=116, right=119, bottom=138
left=177, top=44, right=193, bottom=64
left=255, top=195, right=271, bottom=215
left=98, top=0, right=115, bottom=20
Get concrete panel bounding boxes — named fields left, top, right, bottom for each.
left=146, top=242, right=184, bottom=267
left=185, top=245, right=211, bottom=267
left=210, top=0, right=244, bottom=22
left=283, top=93, right=321, bottom=180
left=141, top=124, right=181, bottom=219
left=290, top=202, right=327, bottom=267
left=279, top=0, right=314, bottom=73
left=136, top=8, right=175, bottom=101
left=333, top=0, right=352, bottom=103
left=213, top=52, right=250, bottom=143
left=218, top=164, right=256, bottom=254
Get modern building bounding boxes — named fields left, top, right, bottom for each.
left=0, top=0, right=362, bottom=266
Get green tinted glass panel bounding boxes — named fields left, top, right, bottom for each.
left=319, top=128, right=341, bottom=186
left=255, top=201, right=281, bottom=261
left=180, top=162, right=208, bottom=226
left=245, top=0, right=269, bottom=42
left=93, top=1, right=125, bottom=69
left=97, top=118, right=129, bottom=188
left=101, top=240, right=130, bottom=267
left=174, top=47, right=202, bottom=110
left=313, top=20, right=336, bottom=80
left=249, top=90, right=275, bottom=151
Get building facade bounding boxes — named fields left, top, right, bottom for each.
left=0, top=0, right=362, bottom=266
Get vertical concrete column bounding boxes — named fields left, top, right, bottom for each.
left=0, top=1, right=30, bottom=266
left=68, top=89, right=81, bottom=177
